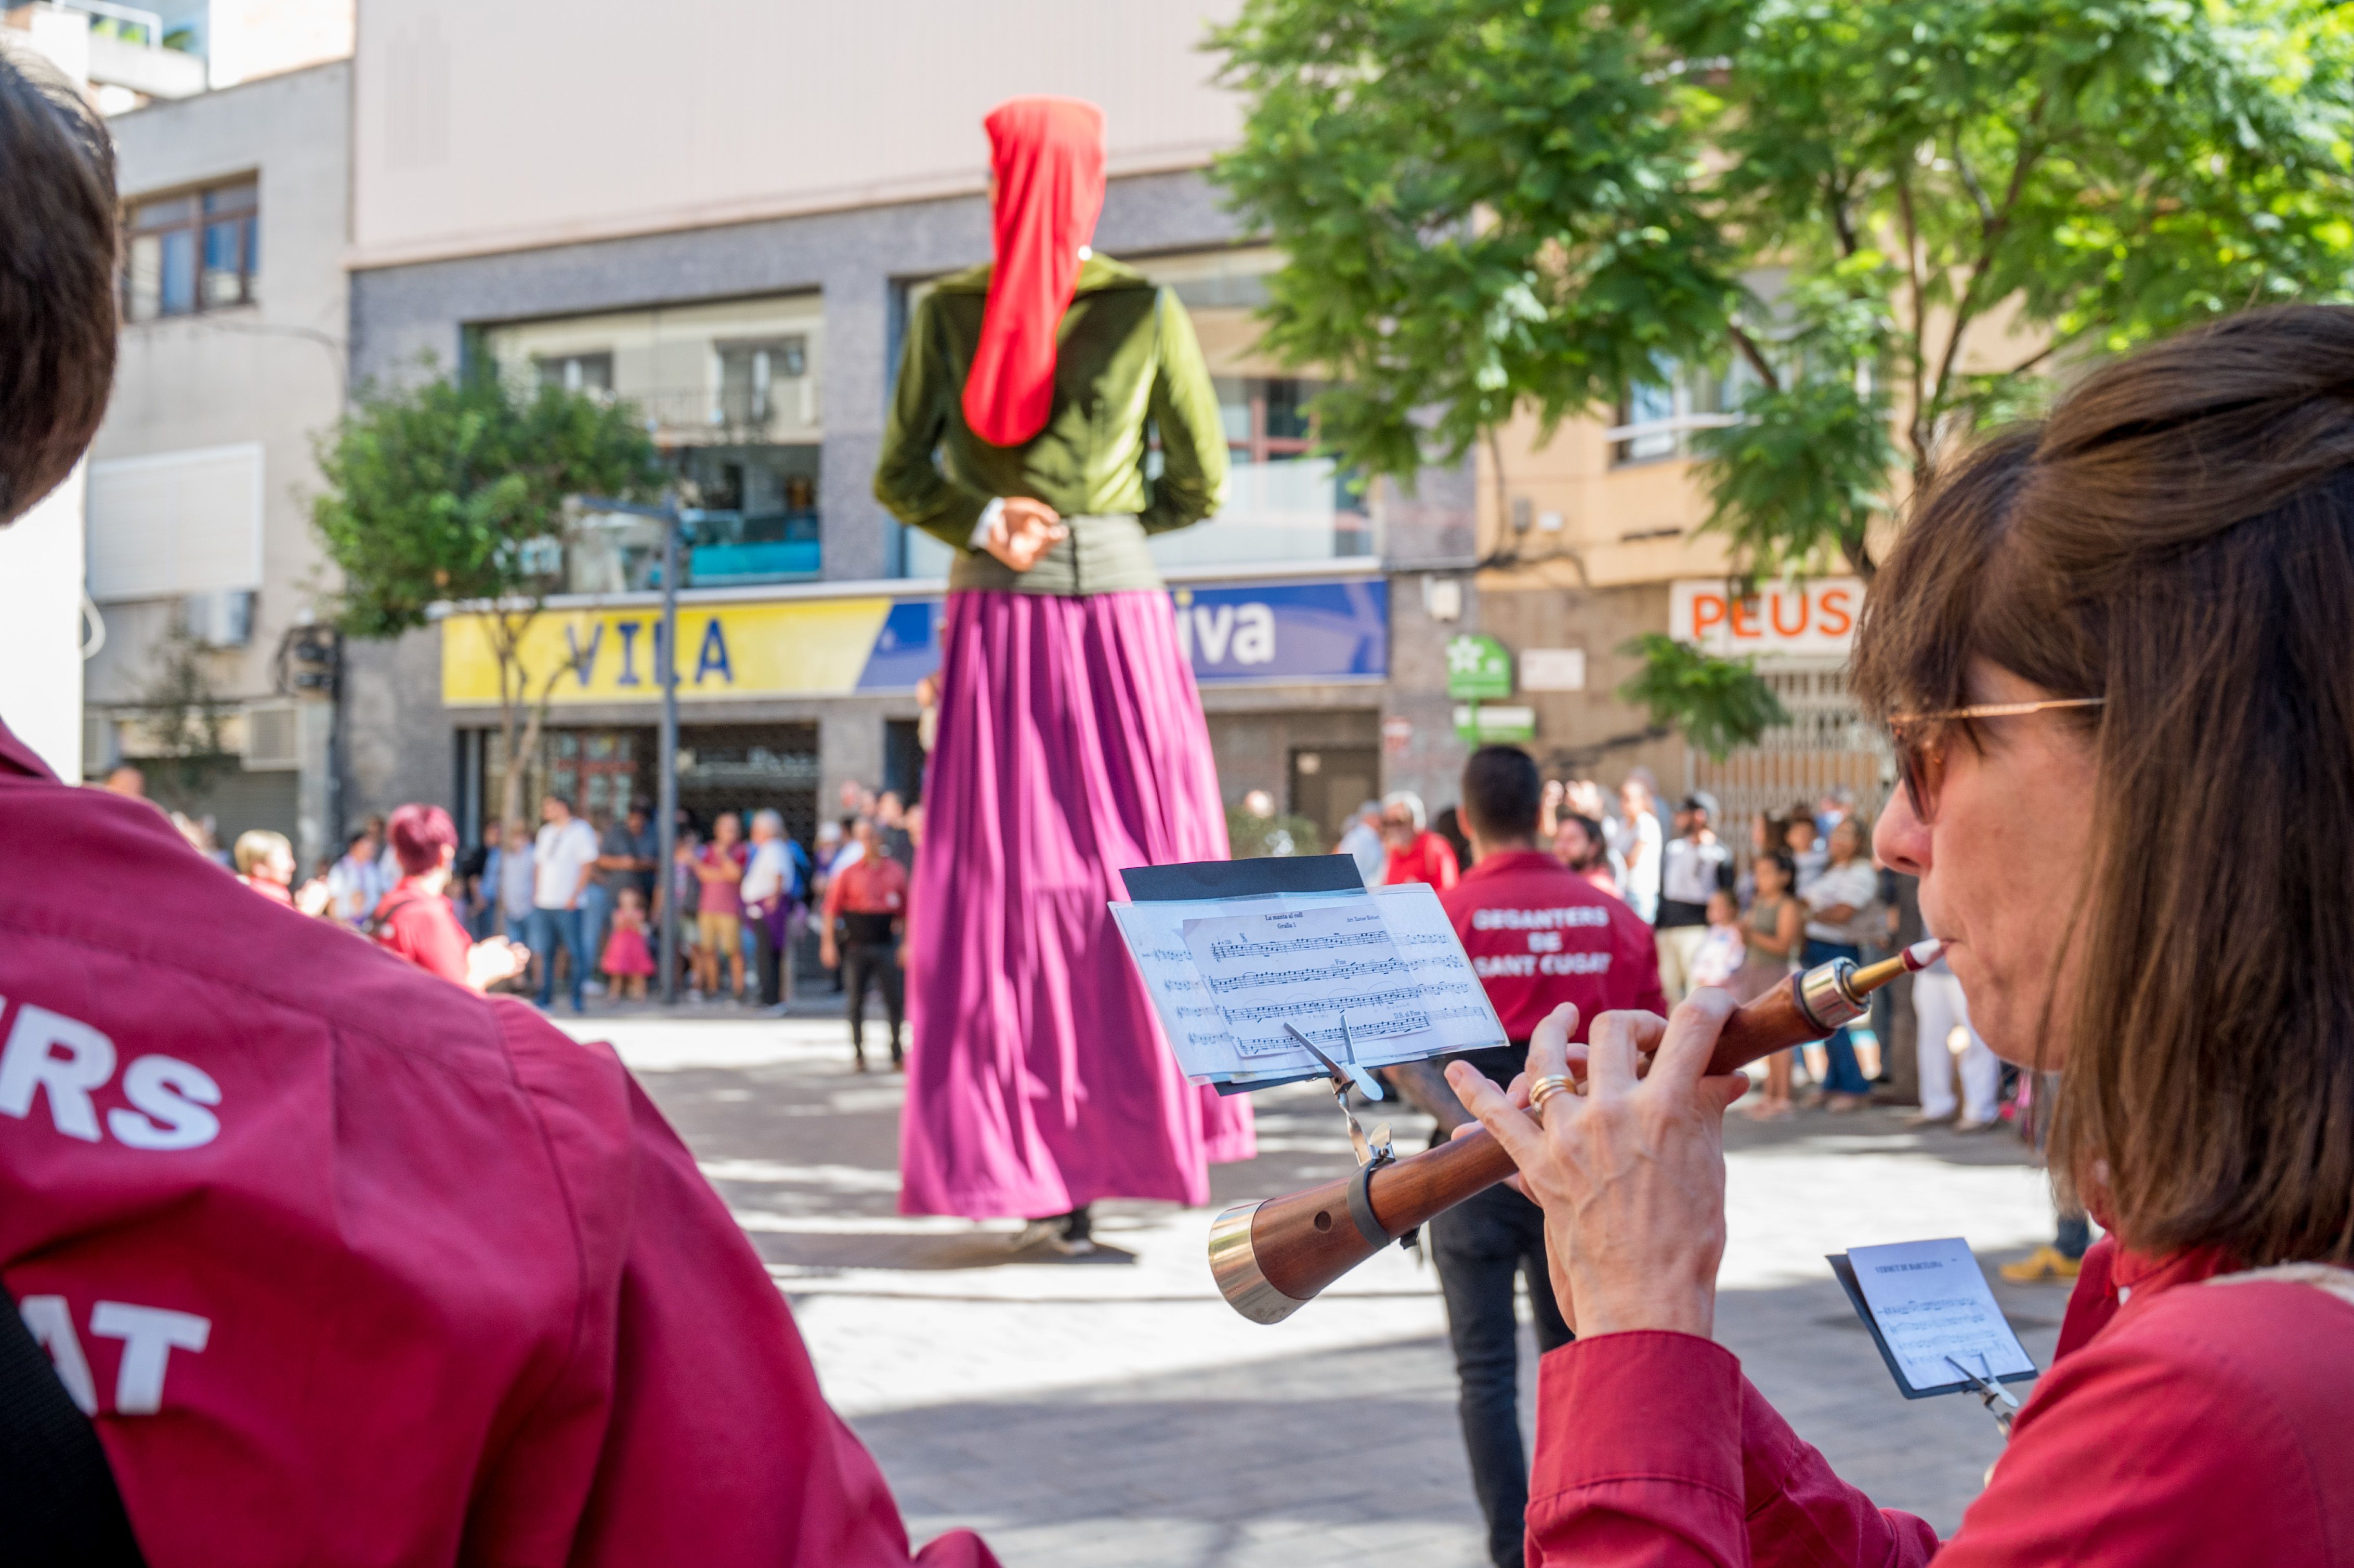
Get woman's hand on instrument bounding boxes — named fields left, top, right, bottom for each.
left=985, top=497, right=1068, bottom=572
left=1445, top=995, right=1749, bottom=1341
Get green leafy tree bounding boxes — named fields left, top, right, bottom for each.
left=1215, top=0, right=2354, bottom=750
left=312, top=362, right=663, bottom=838
left=1615, top=634, right=1789, bottom=761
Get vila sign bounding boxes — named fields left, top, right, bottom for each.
left=1669, top=578, right=1863, bottom=656
left=442, top=576, right=1388, bottom=705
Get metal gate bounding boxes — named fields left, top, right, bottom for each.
left=1688, top=660, right=1892, bottom=831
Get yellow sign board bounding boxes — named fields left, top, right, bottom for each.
left=440, top=598, right=896, bottom=705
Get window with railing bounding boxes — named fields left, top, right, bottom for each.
left=124, top=180, right=257, bottom=322
left=715, top=337, right=806, bottom=426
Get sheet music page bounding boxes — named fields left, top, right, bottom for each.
left=1847, top=1237, right=2036, bottom=1391
left=1109, top=877, right=1507, bottom=1086
left=1181, top=903, right=1442, bottom=1067
left=1366, top=883, right=1512, bottom=1052
left=1108, top=900, right=1244, bottom=1075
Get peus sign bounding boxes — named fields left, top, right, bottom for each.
left=1669, top=578, right=1863, bottom=657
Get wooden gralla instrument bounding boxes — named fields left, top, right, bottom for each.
left=1207, top=943, right=1941, bottom=1323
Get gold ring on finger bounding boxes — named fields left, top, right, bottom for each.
left=1528, top=1074, right=1576, bottom=1116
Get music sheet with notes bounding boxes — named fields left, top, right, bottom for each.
left=1111, top=881, right=1507, bottom=1087
left=1844, top=1237, right=2036, bottom=1395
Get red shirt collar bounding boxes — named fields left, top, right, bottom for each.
left=0, top=715, right=58, bottom=782
left=1461, top=847, right=1563, bottom=881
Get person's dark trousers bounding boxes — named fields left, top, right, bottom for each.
left=841, top=918, right=904, bottom=1067
left=752, top=917, right=783, bottom=1008
left=1801, top=937, right=1872, bottom=1094
left=749, top=899, right=792, bottom=1008
left=1431, top=1180, right=1574, bottom=1568
left=528, top=906, right=590, bottom=1012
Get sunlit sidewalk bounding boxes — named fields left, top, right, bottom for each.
left=563, top=1013, right=2069, bottom=1565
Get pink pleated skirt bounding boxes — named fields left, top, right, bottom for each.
left=899, top=589, right=1257, bottom=1219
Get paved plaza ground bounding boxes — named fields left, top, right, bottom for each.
left=561, top=1007, right=2076, bottom=1567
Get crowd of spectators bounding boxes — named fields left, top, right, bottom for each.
left=1353, top=769, right=2008, bottom=1124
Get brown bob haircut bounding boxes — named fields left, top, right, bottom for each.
left=1853, top=304, right=2354, bottom=1268
left=0, top=40, right=117, bottom=526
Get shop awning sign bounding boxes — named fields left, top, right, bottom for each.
left=441, top=574, right=1390, bottom=705
left=1669, top=577, right=1863, bottom=656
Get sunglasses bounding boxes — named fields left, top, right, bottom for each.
left=1886, top=698, right=2105, bottom=822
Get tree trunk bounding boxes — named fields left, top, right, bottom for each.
left=1486, top=426, right=1511, bottom=553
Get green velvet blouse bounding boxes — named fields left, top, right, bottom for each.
left=872, top=254, right=1228, bottom=595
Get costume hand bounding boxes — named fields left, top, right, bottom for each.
left=985, top=497, right=1067, bottom=573
left=1446, top=996, right=1748, bottom=1340
left=820, top=939, right=839, bottom=970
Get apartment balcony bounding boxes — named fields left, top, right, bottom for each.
left=5, top=3, right=206, bottom=103
left=565, top=507, right=821, bottom=596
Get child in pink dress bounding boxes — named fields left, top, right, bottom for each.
left=601, top=887, right=657, bottom=999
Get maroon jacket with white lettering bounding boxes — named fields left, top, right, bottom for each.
left=0, top=721, right=992, bottom=1567
left=1438, top=848, right=1666, bottom=1040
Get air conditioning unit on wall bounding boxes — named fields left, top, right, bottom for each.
left=242, top=702, right=299, bottom=771
left=181, top=589, right=255, bottom=648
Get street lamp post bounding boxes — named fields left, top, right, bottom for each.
left=576, top=491, right=684, bottom=1002
left=655, top=492, right=682, bottom=1003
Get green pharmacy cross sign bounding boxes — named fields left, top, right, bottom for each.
left=1444, top=634, right=1512, bottom=700
left=1446, top=634, right=1528, bottom=743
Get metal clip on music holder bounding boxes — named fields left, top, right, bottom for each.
left=1943, top=1352, right=2021, bottom=1440
left=1284, top=1022, right=1397, bottom=1251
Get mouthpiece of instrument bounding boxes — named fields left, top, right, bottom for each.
left=1847, top=938, right=1946, bottom=996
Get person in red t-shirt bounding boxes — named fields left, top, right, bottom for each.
left=821, top=817, right=910, bottom=1072
left=1383, top=746, right=1664, bottom=1568
left=374, top=804, right=531, bottom=994
left=1377, top=789, right=1460, bottom=890
left=0, top=46, right=996, bottom=1564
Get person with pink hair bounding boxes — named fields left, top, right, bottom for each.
left=875, top=97, right=1251, bottom=1251
left=375, top=803, right=530, bottom=993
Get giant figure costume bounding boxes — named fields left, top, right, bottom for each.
left=875, top=97, right=1254, bottom=1228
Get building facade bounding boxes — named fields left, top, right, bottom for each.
left=337, top=0, right=1887, bottom=852
left=81, top=56, right=349, bottom=862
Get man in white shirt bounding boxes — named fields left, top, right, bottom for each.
left=1911, top=955, right=2001, bottom=1131
left=1337, top=800, right=1385, bottom=884
left=1612, top=776, right=1663, bottom=923
left=328, top=828, right=386, bottom=926
left=741, top=809, right=806, bottom=1013
left=498, top=829, right=537, bottom=943
left=530, top=794, right=601, bottom=1013
left=1653, top=791, right=1733, bottom=1003
left=1800, top=816, right=1882, bottom=1109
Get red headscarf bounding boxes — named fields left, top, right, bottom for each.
left=961, top=96, right=1107, bottom=449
